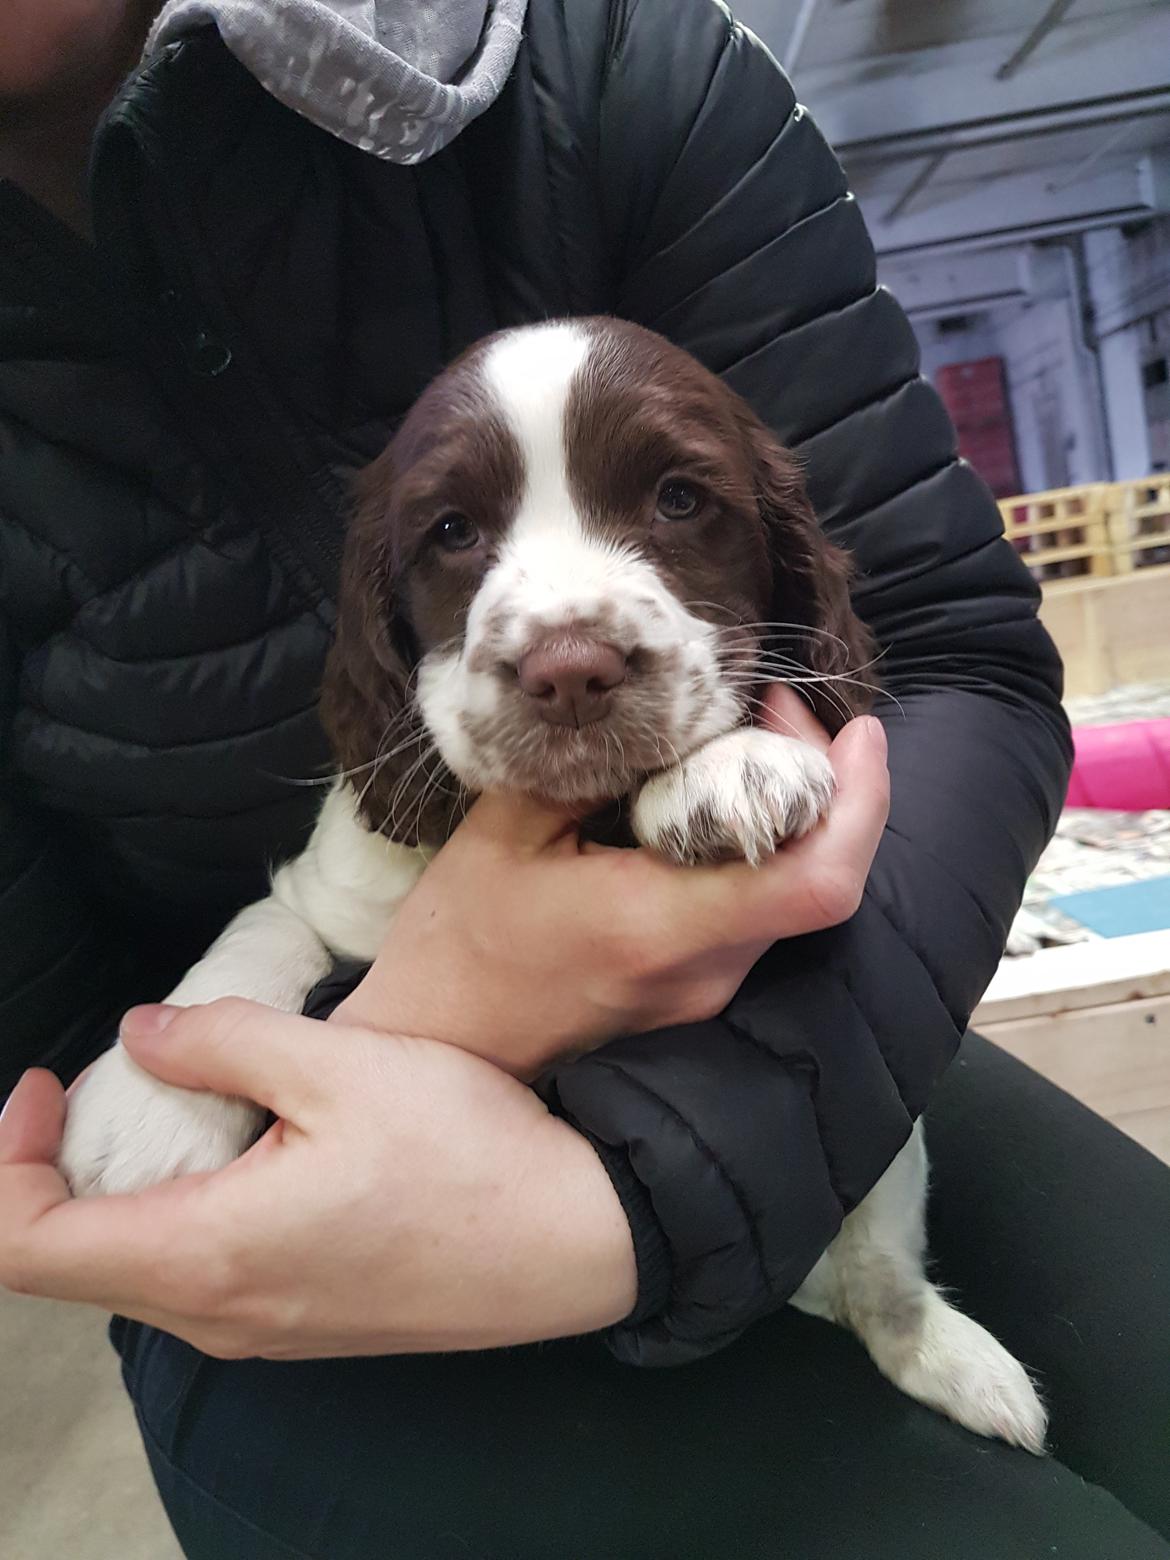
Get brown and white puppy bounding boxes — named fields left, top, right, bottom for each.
left=323, top=316, right=871, bottom=862
left=60, top=320, right=1046, bottom=1453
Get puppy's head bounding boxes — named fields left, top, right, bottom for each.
left=322, top=318, right=873, bottom=844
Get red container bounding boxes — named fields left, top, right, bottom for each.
left=937, top=358, right=1003, bottom=395
left=938, top=357, right=1021, bottom=496
left=959, top=438, right=1014, bottom=471
left=958, top=444, right=1021, bottom=497
left=938, top=357, right=1011, bottom=431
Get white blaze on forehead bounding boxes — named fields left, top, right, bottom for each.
left=481, top=322, right=592, bottom=546
left=476, top=321, right=633, bottom=637
left=468, top=321, right=693, bottom=655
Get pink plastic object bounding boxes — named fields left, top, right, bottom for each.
left=1066, top=719, right=1170, bottom=810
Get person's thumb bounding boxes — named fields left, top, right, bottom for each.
left=0, top=1069, right=67, bottom=1168
left=119, top=999, right=334, bottom=1122
left=759, top=682, right=832, bottom=753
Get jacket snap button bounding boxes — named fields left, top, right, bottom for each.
left=189, top=332, right=233, bottom=377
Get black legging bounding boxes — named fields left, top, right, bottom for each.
left=113, top=1035, right=1170, bottom=1559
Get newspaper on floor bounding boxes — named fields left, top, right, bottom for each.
left=1004, top=682, right=1170, bottom=955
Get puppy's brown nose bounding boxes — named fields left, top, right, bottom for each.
left=516, top=636, right=627, bottom=727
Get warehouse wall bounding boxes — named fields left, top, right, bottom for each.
left=885, top=224, right=1170, bottom=495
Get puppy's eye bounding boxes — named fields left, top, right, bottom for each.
left=656, top=480, right=701, bottom=522
left=432, top=513, right=480, bottom=552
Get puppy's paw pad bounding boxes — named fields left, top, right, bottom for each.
left=59, top=1044, right=263, bottom=1197
left=633, top=731, right=834, bottom=866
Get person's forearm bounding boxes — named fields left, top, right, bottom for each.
left=331, top=964, right=558, bottom=1081
left=331, top=1114, right=638, bottom=1353
left=436, top=1114, right=639, bottom=1348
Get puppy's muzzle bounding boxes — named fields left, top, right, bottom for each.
left=515, top=634, right=628, bottom=727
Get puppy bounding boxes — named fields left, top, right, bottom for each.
left=61, top=318, right=1046, bottom=1451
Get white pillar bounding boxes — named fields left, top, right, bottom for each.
left=1083, top=227, right=1154, bottom=480
left=1097, top=327, right=1152, bottom=478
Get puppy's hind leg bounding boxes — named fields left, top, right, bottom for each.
left=790, top=1123, right=1048, bottom=1453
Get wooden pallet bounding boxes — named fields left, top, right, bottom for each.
left=999, top=474, right=1170, bottom=580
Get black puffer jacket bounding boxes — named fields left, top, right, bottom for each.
left=0, top=0, right=1070, bottom=1364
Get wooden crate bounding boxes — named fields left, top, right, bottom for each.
left=1039, top=564, right=1170, bottom=697
left=1001, top=483, right=1114, bottom=579
left=994, top=476, right=1170, bottom=696
left=999, top=475, right=1170, bottom=580
left=1117, top=476, right=1170, bottom=572
left=974, top=932, right=1170, bottom=1164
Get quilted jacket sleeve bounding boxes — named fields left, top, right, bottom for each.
left=535, top=0, right=1073, bottom=1365
left=0, top=615, right=139, bottom=1097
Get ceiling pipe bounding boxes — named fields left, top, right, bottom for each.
left=842, top=93, right=1170, bottom=169
left=877, top=207, right=1155, bottom=262
left=885, top=151, right=949, bottom=223
left=1046, top=123, right=1137, bottom=194
left=784, top=0, right=821, bottom=76
left=995, top=0, right=1078, bottom=82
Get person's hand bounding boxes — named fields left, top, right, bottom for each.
left=336, top=689, right=889, bottom=1078
left=0, top=1001, right=637, bottom=1357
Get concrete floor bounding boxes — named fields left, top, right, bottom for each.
left=0, top=1290, right=181, bottom=1560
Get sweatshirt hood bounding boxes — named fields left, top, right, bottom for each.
left=147, top=0, right=527, bottom=163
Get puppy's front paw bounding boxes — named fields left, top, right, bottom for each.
left=875, top=1298, right=1049, bottom=1455
left=59, top=1042, right=264, bottom=1197
left=632, top=730, right=835, bottom=866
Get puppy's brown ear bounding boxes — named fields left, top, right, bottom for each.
left=744, top=416, right=876, bottom=736
left=320, top=450, right=462, bottom=846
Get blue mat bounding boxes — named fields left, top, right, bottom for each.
left=1049, top=876, right=1170, bottom=938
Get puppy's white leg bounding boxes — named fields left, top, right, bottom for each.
left=58, top=897, right=335, bottom=1197
left=631, top=729, right=835, bottom=866
left=60, top=786, right=428, bottom=1198
left=791, top=1123, right=1048, bottom=1454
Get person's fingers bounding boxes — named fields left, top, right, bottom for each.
left=0, top=1069, right=166, bottom=1306
left=823, top=711, right=889, bottom=807
left=0, top=1070, right=67, bottom=1167
left=752, top=713, right=889, bottom=926
left=461, top=789, right=584, bottom=854
left=118, top=998, right=335, bottom=1121
left=0, top=1162, right=77, bottom=1294
left=0, top=1070, right=182, bottom=1312
left=673, top=714, right=889, bottom=942
left=0, top=1166, right=220, bottom=1310
left=759, top=683, right=832, bottom=753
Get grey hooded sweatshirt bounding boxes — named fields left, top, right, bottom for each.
left=148, top=0, right=528, bottom=163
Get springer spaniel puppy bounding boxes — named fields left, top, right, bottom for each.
left=61, top=319, right=1046, bottom=1452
